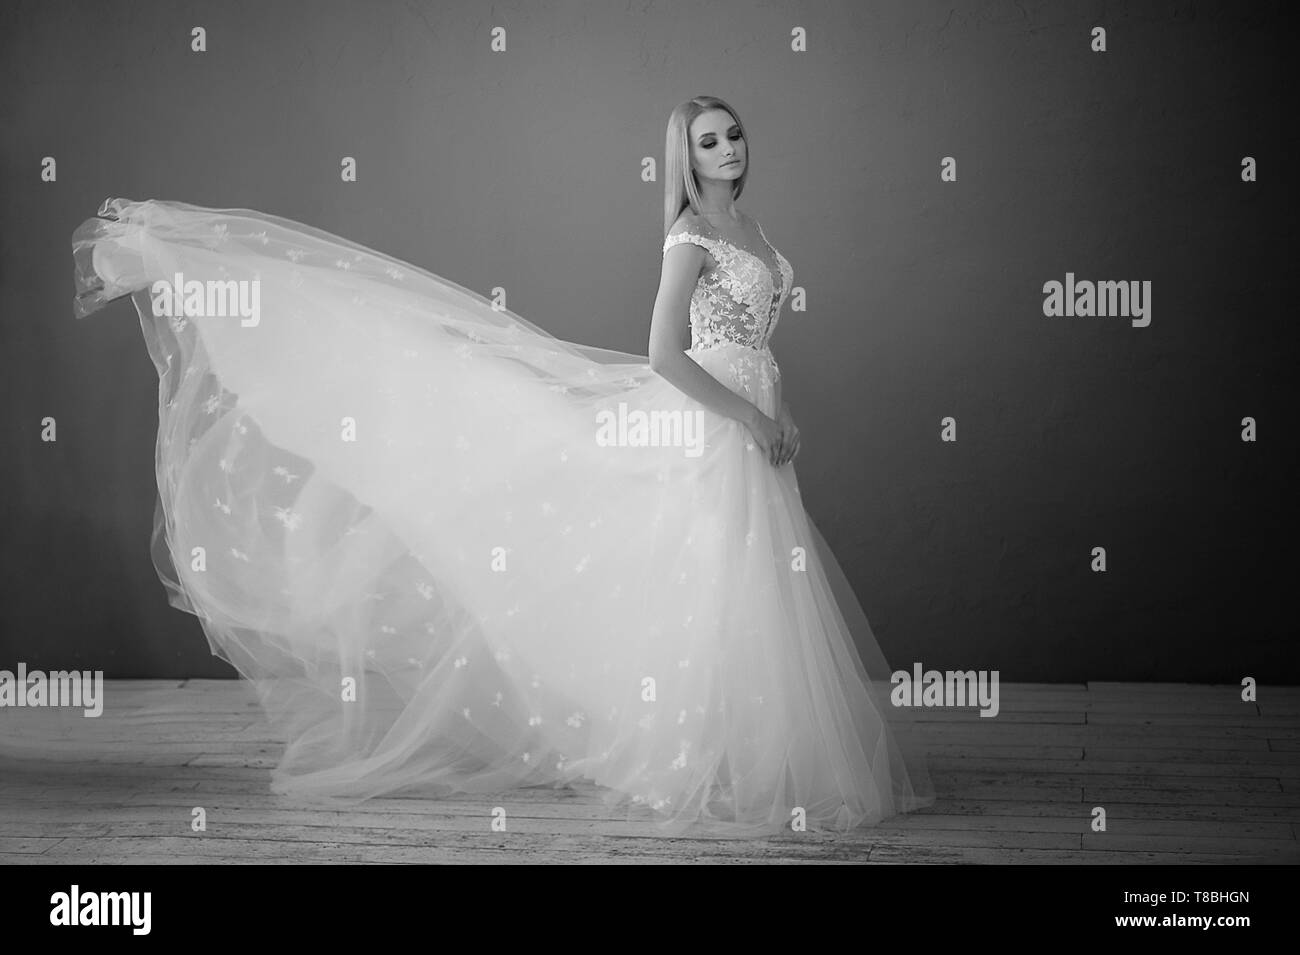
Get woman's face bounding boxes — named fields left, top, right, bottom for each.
left=689, top=109, right=746, bottom=183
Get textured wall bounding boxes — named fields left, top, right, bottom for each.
left=1, top=0, right=1293, bottom=681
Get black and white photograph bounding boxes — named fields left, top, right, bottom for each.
left=1, top=0, right=1295, bottom=896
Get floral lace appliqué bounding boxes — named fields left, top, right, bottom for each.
left=662, top=222, right=793, bottom=394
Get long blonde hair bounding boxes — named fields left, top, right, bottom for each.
left=663, top=96, right=750, bottom=236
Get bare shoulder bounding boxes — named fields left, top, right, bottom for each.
left=667, top=209, right=706, bottom=237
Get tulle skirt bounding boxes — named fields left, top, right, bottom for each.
left=61, top=197, right=934, bottom=835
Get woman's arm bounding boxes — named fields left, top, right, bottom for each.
left=772, top=373, right=799, bottom=466
left=648, top=241, right=783, bottom=462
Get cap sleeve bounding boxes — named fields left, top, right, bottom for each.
left=662, top=231, right=719, bottom=257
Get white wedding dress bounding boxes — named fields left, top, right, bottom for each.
left=66, top=197, right=935, bottom=835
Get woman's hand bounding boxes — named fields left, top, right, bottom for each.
left=744, top=408, right=786, bottom=466
left=775, top=401, right=801, bottom=467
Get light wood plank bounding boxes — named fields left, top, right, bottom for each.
left=3, top=680, right=1298, bottom=863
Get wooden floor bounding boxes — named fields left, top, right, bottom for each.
left=2, top=680, right=1298, bottom=864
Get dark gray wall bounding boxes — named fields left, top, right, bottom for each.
left=1, top=0, right=1293, bottom=682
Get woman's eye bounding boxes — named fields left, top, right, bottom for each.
left=700, top=133, right=740, bottom=149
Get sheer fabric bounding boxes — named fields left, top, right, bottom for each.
left=57, top=197, right=934, bottom=835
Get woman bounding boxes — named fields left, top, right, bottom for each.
left=70, top=95, right=935, bottom=835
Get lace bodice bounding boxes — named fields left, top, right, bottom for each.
left=662, top=218, right=794, bottom=361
